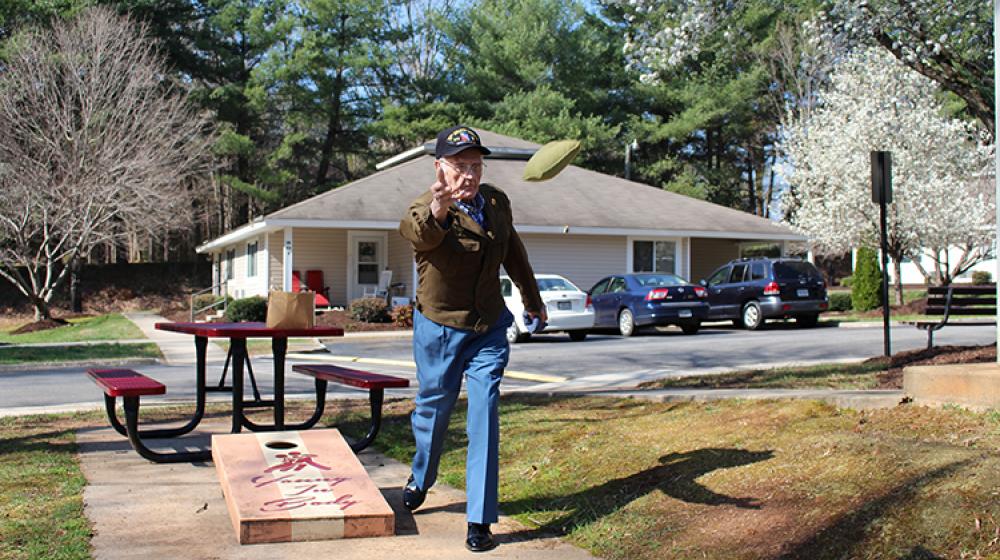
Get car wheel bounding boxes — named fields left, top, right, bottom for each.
left=741, top=301, right=764, bottom=330
left=681, top=321, right=700, bottom=335
left=796, top=314, right=819, bottom=328
left=506, top=323, right=529, bottom=344
left=568, top=330, right=588, bottom=341
left=618, top=308, right=636, bottom=337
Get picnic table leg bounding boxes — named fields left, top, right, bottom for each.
left=231, top=337, right=247, bottom=434
left=349, top=388, right=385, bottom=453
left=242, top=378, right=327, bottom=432
left=122, top=396, right=212, bottom=464
left=101, top=339, right=208, bottom=439
left=273, top=337, right=287, bottom=431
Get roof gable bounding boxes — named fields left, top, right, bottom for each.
left=243, top=130, right=798, bottom=241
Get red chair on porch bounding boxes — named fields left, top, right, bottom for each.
left=305, top=270, right=331, bottom=308
left=291, top=270, right=330, bottom=308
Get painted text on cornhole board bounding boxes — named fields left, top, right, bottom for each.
left=212, top=429, right=394, bottom=544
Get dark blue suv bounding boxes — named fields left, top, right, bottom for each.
left=700, top=258, right=829, bottom=330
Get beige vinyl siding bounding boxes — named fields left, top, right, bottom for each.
left=293, top=228, right=348, bottom=307
left=220, top=236, right=267, bottom=299
left=690, top=238, right=741, bottom=282
left=268, top=232, right=283, bottom=291
left=513, top=234, right=626, bottom=291
left=388, top=232, right=415, bottom=301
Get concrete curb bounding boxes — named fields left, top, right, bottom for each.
left=334, top=330, right=413, bottom=339
left=0, top=357, right=160, bottom=373
left=511, top=388, right=909, bottom=411
left=0, top=339, right=152, bottom=348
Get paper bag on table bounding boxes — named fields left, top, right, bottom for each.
left=266, top=291, right=315, bottom=329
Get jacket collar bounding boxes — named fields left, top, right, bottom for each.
left=452, top=184, right=499, bottom=239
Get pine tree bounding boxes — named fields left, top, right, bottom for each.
left=851, top=247, right=883, bottom=312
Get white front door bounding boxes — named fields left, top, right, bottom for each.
left=347, top=231, right=388, bottom=301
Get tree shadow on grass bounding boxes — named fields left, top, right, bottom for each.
left=0, top=427, right=78, bottom=455
left=775, top=459, right=974, bottom=559
left=499, top=447, right=774, bottom=541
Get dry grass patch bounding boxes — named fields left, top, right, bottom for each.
left=356, top=397, right=1000, bottom=559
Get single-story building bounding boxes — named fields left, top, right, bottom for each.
left=197, top=130, right=807, bottom=305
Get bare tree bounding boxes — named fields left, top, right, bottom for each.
left=0, top=7, right=215, bottom=320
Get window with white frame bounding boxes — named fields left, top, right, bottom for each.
left=246, top=241, right=258, bottom=277
left=632, top=240, right=676, bottom=273
left=225, top=249, right=235, bottom=280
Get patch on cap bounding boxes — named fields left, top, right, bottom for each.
left=447, top=128, right=480, bottom=145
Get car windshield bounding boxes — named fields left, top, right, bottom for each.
left=633, top=274, right=686, bottom=287
left=773, top=261, right=822, bottom=280
left=536, top=277, right=579, bottom=292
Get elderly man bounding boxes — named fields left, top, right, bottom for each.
left=398, top=125, right=546, bottom=552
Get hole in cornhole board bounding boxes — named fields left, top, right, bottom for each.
left=264, top=440, right=298, bottom=450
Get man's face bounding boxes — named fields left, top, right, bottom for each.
left=436, top=149, right=484, bottom=201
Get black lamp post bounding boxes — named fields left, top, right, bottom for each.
left=871, top=151, right=893, bottom=357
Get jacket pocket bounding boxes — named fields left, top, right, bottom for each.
left=449, top=237, right=482, bottom=270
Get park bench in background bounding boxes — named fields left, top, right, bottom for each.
left=907, top=285, right=996, bottom=348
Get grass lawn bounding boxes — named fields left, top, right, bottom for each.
left=0, top=412, right=98, bottom=560
left=7, top=397, right=1000, bottom=559
left=638, top=361, right=887, bottom=390
left=373, top=397, right=1000, bottom=559
left=0, top=314, right=145, bottom=344
left=0, top=343, right=162, bottom=365
left=821, top=313, right=929, bottom=323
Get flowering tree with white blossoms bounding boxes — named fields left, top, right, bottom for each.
left=779, top=48, right=995, bottom=302
left=608, top=0, right=994, bottom=139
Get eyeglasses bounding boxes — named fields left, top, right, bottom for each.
left=440, top=159, right=486, bottom=176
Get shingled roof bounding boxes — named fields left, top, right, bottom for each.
left=199, top=130, right=802, bottom=252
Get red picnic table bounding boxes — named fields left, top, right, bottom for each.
left=88, top=322, right=411, bottom=463
left=154, top=322, right=345, bottom=435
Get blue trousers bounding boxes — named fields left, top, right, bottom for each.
left=410, top=308, right=513, bottom=524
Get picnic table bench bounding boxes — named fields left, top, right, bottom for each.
left=88, top=368, right=212, bottom=463
left=907, top=284, right=996, bottom=348
left=291, top=364, right=409, bottom=452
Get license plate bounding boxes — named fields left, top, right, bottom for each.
left=557, top=301, right=571, bottom=310
left=796, top=289, right=809, bottom=297
left=678, top=309, right=692, bottom=318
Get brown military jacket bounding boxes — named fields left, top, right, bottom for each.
left=399, top=182, right=544, bottom=333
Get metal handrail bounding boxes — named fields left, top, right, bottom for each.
left=189, top=281, right=228, bottom=322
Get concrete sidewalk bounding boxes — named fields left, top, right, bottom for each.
left=123, top=312, right=229, bottom=365
left=78, top=421, right=594, bottom=560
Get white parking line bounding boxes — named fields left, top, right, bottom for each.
left=284, top=353, right=567, bottom=383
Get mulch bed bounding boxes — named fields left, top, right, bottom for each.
left=868, top=343, right=997, bottom=389
left=9, top=318, right=70, bottom=335
left=314, top=309, right=409, bottom=333
left=828, top=297, right=928, bottom=319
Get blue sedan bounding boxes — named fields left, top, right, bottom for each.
left=588, top=273, right=709, bottom=336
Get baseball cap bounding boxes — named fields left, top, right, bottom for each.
left=435, top=125, right=492, bottom=159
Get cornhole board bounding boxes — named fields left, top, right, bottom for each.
left=212, top=429, right=394, bottom=544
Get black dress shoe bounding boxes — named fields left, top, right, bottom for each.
left=465, top=522, right=497, bottom=552
left=402, top=474, right=426, bottom=511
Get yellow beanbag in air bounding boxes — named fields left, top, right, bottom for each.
left=522, top=140, right=581, bottom=182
